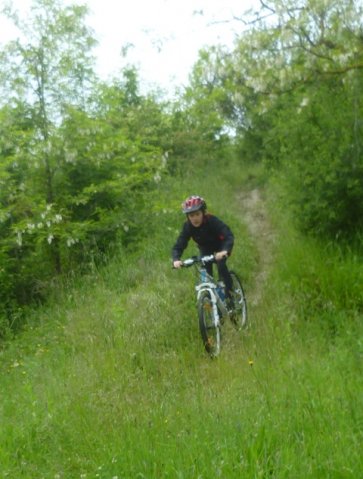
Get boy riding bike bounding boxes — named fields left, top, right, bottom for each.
left=172, top=195, right=235, bottom=308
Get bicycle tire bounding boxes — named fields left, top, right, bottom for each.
left=229, top=271, right=248, bottom=330
left=198, top=291, right=221, bottom=357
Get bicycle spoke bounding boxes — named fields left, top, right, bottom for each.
left=198, top=293, right=221, bottom=357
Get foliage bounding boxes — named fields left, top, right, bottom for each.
left=0, top=2, right=169, bottom=332
left=0, top=0, right=96, bottom=112
left=0, top=1, right=361, bottom=473
left=1, top=0, right=363, bottom=335
left=0, top=165, right=361, bottom=477
left=250, top=0, right=363, bottom=238
left=0, top=0, right=98, bottom=324
left=268, top=77, right=363, bottom=236
left=167, top=47, right=235, bottom=172
left=191, top=0, right=363, bottom=238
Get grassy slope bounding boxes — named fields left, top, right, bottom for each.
left=0, top=161, right=362, bottom=478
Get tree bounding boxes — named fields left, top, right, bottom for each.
left=0, top=7, right=168, bottom=332
left=0, top=0, right=97, bottom=273
left=0, top=0, right=99, bottom=331
left=204, top=0, right=363, bottom=237
left=166, top=46, right=234, bottom=172
left=57, top=72, right=168, bottom=258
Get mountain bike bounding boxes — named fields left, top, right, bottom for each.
left=179, top=254, right=247, bottom=357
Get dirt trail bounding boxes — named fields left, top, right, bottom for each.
left=237, top=188, right=275, bottom=307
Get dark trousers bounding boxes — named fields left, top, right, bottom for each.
left=201, top=251, right=233, bottom=299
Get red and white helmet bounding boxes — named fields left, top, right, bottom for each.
left=181, top=195, right=207, bottom=214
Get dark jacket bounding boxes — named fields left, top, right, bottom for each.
left=171, top=214, right=234, bottom=261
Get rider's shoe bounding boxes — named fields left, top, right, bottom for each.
left=227, top=298, right=238, bottom=325
left=226, top=297, right=234, bottom=313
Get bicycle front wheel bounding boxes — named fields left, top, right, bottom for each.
left=230, top=271, right=248, bottom=330
left=198, top=291, right=221, bottom=357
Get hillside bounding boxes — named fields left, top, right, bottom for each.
left=0, top=171, right=362, bottom=478
left=1, top=0, right=363, bottom=475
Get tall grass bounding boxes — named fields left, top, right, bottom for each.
left=0, top=161, right=362, bottom=478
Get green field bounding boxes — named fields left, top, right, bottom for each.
left=1, top=165, right=362, bottom=478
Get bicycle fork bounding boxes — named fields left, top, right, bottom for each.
left=196, top=284, right=227, bottom=327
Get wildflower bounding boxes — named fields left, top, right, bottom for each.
left=300, top=97, right=309, bottom=108
left=248, top=359, right=254, bottom=367
left=16, top=231, right=22, bottom=247
left=161, top=152, right=168, bottom=167
left=66, top=238, right=77, bottom=247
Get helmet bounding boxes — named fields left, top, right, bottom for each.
left=181, top=195, right=207, bottom=214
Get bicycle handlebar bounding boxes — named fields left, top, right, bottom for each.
left=181, top=254, right=215, bottom=268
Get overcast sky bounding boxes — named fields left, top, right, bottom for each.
left=1, top=0, right=259, bottom=97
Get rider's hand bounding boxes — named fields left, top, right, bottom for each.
left=215, top=251, right=228, bottom=261
left=173, top=260, right=183, bottom=269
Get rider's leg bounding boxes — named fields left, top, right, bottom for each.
left=216, top=258, right=233, bottom=300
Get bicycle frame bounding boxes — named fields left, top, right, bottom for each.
left=182, top=255, right=229, bottom=324
left=195, top=271, right=229, bottom=324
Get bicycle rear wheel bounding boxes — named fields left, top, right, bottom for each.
left=198, top=291, right=221, bottom=357
left=230, top=271, right=248, bottom=330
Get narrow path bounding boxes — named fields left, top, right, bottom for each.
left=236, top=188, right=275, bottom=307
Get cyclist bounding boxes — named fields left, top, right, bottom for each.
left=172, top=195, right=234, bottom=307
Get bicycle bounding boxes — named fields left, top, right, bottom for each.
left=179, top=254, right=247, bottom=357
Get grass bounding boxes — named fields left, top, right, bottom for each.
left=0, top=160, right=362, bottom=478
